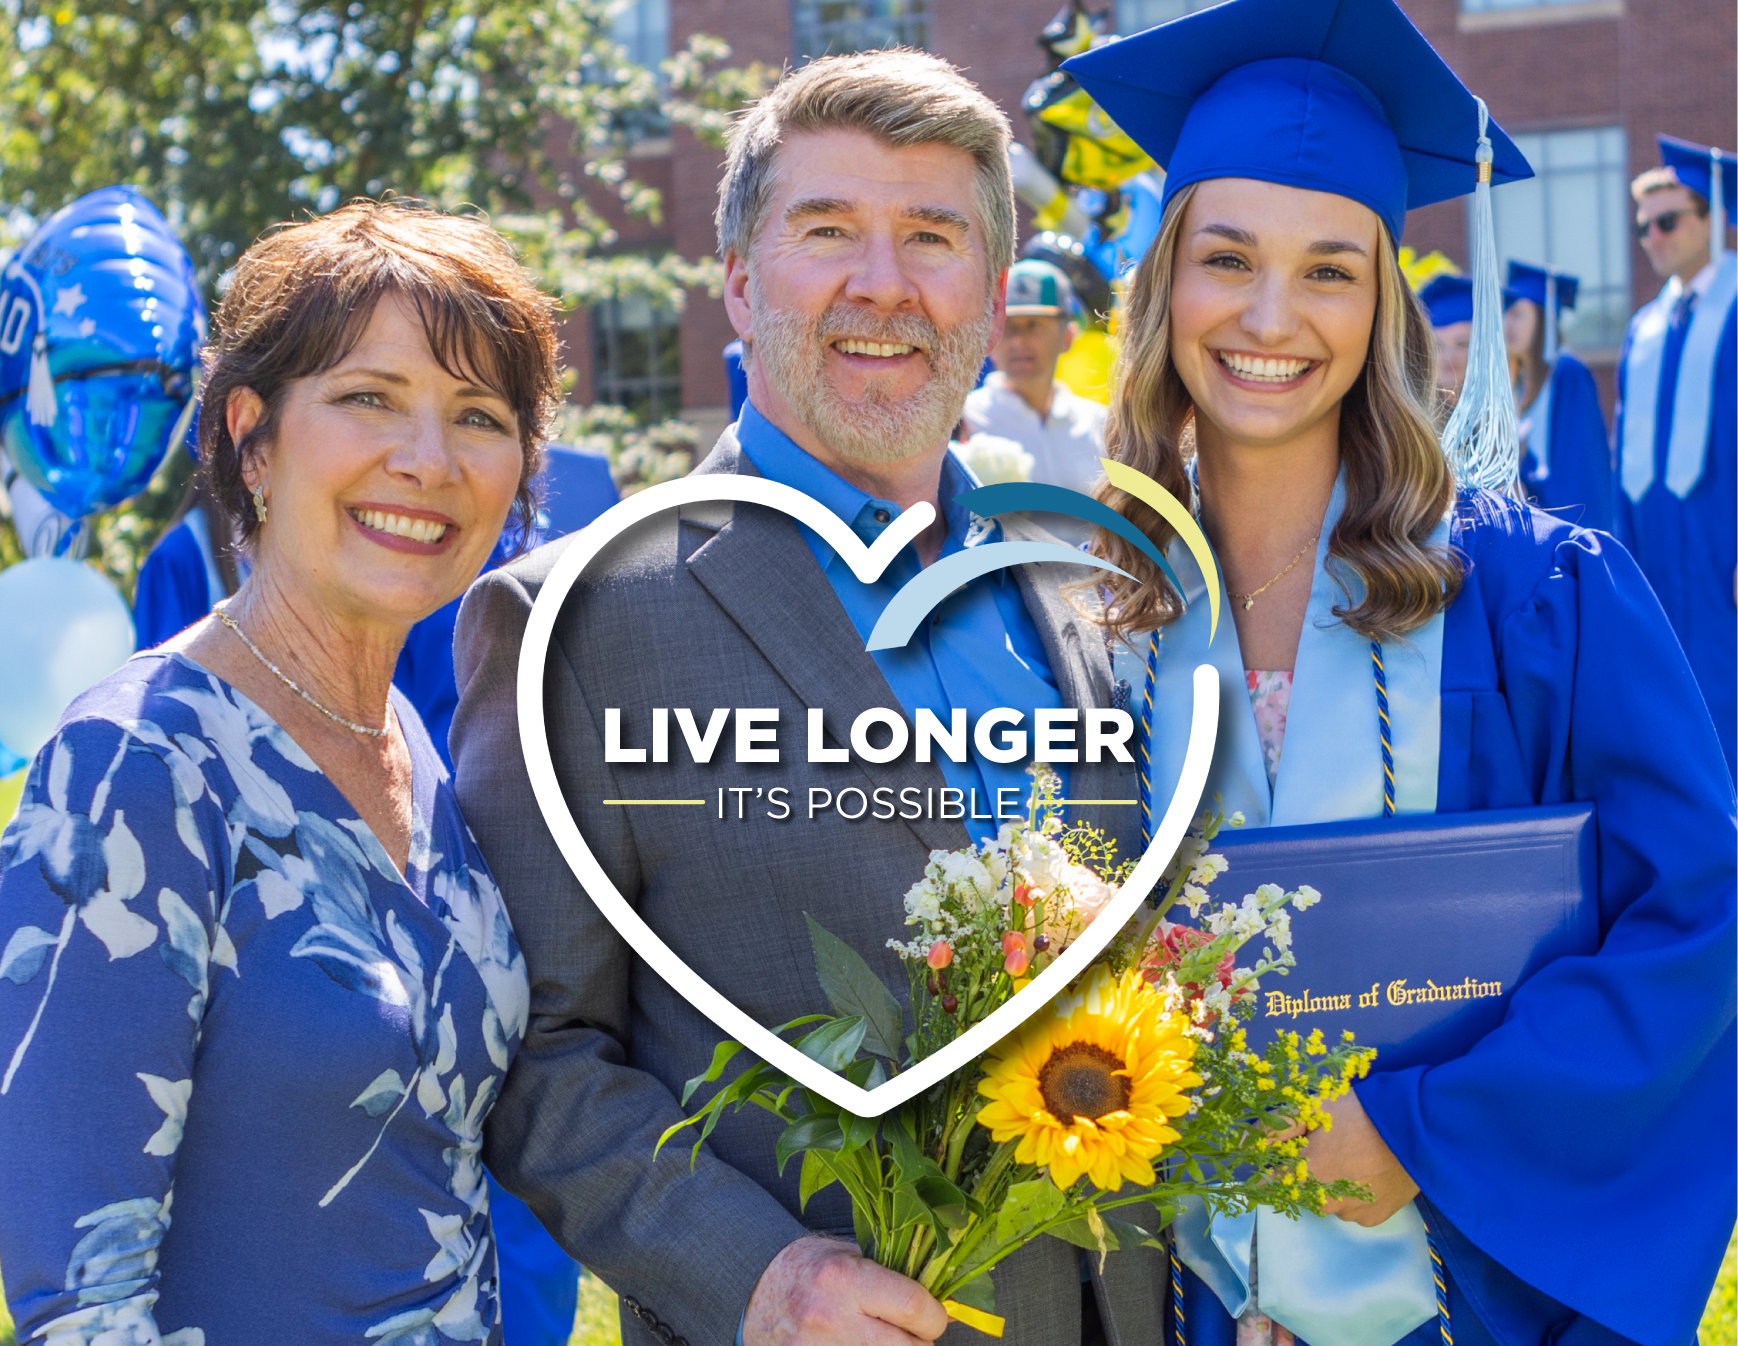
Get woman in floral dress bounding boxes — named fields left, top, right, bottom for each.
left=0, top=199, right=559, bottom=1343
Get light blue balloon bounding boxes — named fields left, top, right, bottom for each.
left=0, top=557, right=136, bottom=762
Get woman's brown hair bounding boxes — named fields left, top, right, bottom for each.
left=1093, top=183, right=1462, bottom=643
left=1512, top=301, right=1551, bottom=421
left=199, top=198, right=560, bottom=551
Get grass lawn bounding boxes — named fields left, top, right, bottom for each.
left=1, top=1232, right=1732, bottom=1344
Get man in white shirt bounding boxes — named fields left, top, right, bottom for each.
left=963, top=259, right=1107, bottom=526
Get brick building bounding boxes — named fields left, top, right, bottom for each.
left=571, top=0, right=1735, bottom=434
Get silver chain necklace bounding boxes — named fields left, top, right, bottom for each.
left=213, top=604, right=391, bottom=738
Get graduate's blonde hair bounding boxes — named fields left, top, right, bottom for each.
left=1092, top=183, right=1463, bottom=642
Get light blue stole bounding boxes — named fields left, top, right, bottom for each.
left=1620, top=251, right=1738, bottom=502
left=1114, top=473, right=1448, bottom=1346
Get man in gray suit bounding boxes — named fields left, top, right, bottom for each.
left=452, top=49, right=1162, bottom=1346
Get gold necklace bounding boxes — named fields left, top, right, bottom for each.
left=214, top=604, right=391, bottom=738
left=1230, top=533, right=1319, bottom=611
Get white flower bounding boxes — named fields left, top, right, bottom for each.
left=1292, top=884, right=1322, bottom=910
left=954, top=432, right=1034, bottom=485
left=1189, top=851, right=1228, bottom=887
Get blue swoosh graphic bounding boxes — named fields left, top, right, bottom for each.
left=956, top=482, right=1185, bottom=596
left=865, top=542, right=1133, bottom=651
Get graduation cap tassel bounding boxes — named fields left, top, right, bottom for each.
left=1440, top=98, right=1523, bottom=498
left=1543, top=273, right=1559, bottom=366
left=1710, top=147, right=1727, bottom=259
left=25, top=331, right=56, bottom=429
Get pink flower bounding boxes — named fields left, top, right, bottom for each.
left=926, top=940, right=954, bottom=970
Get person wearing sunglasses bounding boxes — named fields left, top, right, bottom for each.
left=1615, top=135, right=1737, bottom=774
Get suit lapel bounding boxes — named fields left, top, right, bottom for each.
left=683, top=439, right=967, bottom=853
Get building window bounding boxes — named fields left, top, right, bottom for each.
left=1115, top=0, right=1218, bottom=31
left=591, top=291, right=682, bottom=422
left=611, top=0, right=670, bottom=70
left=791, top=0, right=928, bottom=61
left=1486, top=125, right=1631, bottom=352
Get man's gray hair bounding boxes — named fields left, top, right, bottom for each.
left=715, top=49, right=1016, bottom=280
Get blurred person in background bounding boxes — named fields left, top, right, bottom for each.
left=1505, top=261, right=1613, bottom=532
left=1615, top=135, right=1736, bottom=773
left=0, top=199, right=552, bottom=1343
left=964, top=258, right=1108, bottom=502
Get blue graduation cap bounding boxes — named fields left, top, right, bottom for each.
left=1417, top=274, right=1520, bottom=329
left=1060, top=0, right=1532, bottom=240
left=1063, top=0, right=1535, bottom=496
left=1657, top=134, right=1734, bottom=257
left=1506, top=260, right=1577, bottom=361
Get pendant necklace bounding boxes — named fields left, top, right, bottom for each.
left=214, top=604, right=391, bottom=738
left=1229, top=532, right=1319, bottom=611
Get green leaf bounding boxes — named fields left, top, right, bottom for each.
left=890, top=1182, right=934, bottom=1232
left=994, top=1178, right=1067, bottom=1248
left=681, top=1040, right=745, bottom=1105
left=775, top=1112, right=844, bottom=1175
left=798, top=1148, right=840, bottom=1212
left=796, top=1015, right=868, bottom=1073
left=805, top=914, right=905, bottom=1061
left=840, top=1110, right=878, bottom=1153
left=947, top=1271, right=998, bottom=1314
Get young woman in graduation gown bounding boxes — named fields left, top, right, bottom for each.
left=1507, top=263, right=1615, bottom=533
left=1061, top=4, right=1737, bottom=1344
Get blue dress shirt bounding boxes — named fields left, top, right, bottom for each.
left=735, top=401, right=1065, bottom=840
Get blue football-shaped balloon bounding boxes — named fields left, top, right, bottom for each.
left=0, top=187, right=204, bottom=518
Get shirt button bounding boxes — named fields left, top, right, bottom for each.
left=873, top=508, right=891, bottom=524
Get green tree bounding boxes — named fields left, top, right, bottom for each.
left=0, top=0, right=770, bottom=589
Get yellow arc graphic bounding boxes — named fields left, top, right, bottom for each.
left=1099, top=457, right=1222, bottom=642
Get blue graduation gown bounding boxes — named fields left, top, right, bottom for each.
left=1168, top=492, right=1736, bottom=1346
left=1518, top=352, right=1614, bottom=534
left=131, top=509, right=223, bottom=649
left=1614, top=290, right=1737, bottom=773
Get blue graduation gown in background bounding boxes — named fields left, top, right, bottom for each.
left=1614, top=292, right=1737, bottom=773
left=131, top=506, right=227, bottom=649
left=1518, top=352, right=1614, bottom=534
left=1171, top=492, right=1736, bottom=1346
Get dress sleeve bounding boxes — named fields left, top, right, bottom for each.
left=1356, top=530, right=1737, bottom=1346
left=0, top=716, right=227, bottom=1341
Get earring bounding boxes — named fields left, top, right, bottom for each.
left=251, top=487, right=268, bottom=525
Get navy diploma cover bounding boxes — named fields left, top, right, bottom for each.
left=1210, top=805, right=1598, bottom=1070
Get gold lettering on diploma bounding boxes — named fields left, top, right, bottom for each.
left=1263, top=976, right=1505, bottom=1019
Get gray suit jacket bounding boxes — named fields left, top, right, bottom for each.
left=452, top=432, right=1165, bottom=1346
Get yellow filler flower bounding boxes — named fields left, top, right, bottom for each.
left=976, top=967, right=1202, bottom=1191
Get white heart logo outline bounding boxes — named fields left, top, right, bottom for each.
left=516, top=472, right=1220, bottom=1118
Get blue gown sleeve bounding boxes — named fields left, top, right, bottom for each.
left=130, top=521, right=213, bottom=651
left=0, top=717, right=227, bottom=1340
left=1358, top=526, right=1736, bottom=1346
left=1612, top=328, right=1637, bottom=552
left=1546, top=353, right=1615, bottom=534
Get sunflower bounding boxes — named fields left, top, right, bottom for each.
left=976, top=967, right=1202, bottom=1191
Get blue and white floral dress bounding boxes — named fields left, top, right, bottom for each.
left=0, top=651, right=530, bottom=1344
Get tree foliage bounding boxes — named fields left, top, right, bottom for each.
left=0, top=0, right=769, bottom=305
left=0, top=0, right=773, bottom=588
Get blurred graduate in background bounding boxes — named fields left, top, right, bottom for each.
left=1505, top=261, right=1613, bottom=532
left=1615, top=134, right=1736, bottom=773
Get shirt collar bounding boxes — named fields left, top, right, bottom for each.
left=735, top=399, right=992, bottom=569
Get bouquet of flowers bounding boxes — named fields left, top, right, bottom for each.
left=660, top=770, right=1372, bottom=1337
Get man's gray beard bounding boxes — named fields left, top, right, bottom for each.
left=748, top=287, right=995, bottom=465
